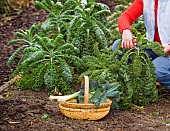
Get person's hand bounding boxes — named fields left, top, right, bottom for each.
left=162, top=44, right=170, bottom=53
left=121, top=29, right=134, bottom=48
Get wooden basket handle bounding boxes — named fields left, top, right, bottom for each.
left=81, top=76, right=89, bottom=104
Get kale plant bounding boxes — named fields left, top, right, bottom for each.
left=65, top=1, right=114, bottom=56
left=7, top=24, right=84, bottom=94
left=35, top=0, right=114, bottom=57
left=80, top=41, right=163, bottom=109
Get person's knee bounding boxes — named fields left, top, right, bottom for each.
left=152, top=56, right=170, bottom=88
left=152, top=56, right=170, bottom=76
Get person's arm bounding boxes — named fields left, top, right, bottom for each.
left=118, top=0, right=143, bottom=48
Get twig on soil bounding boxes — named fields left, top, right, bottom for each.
left=132, top=104, right=145, bottom=111
left=0, top=75, right=21, bottom=93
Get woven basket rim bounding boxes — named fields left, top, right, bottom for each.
left=59, top=104, right=110, bottom=112
left=60, top=98, right=112, bottom=109
left=64, top=98, right=112, bottom=106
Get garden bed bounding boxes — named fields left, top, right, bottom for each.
left=0, top=84, right=170, bottom=131
left=0, top=3, right=170, bottom=131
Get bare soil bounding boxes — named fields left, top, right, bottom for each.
left=0, top=3, right=170, bottom=131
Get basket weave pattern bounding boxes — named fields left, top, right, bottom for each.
left=59, top=76, right=112, bottom=120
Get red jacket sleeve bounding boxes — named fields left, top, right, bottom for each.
left=118, top=0, right=143, bottom=34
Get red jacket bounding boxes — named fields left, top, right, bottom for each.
left=118, top=0, right=161, bottom=44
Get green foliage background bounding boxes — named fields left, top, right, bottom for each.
left=7, top=0, right=164, bottom=109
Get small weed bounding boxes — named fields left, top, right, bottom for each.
left=151, top=112, right=159, bottom=116
left=42, top=114, right=50, bottom=119
left=165, top=120, right=170, bottom=124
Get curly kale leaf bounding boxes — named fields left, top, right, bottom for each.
left=78, top=80, right=120, bottom=108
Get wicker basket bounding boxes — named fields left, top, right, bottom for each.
left=59, top=76, right=112, bottom=120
